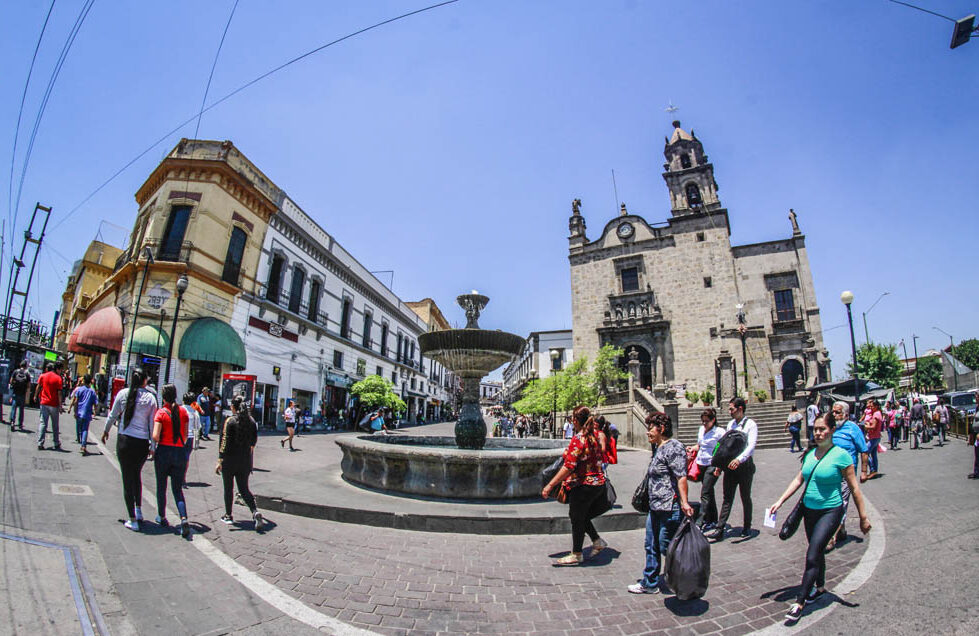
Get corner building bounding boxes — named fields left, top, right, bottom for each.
left=569, top=121, right=829, bottom=401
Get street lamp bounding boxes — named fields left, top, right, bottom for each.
left=933, top=326, right=958, bottom=391
left=124, top=246, right=154, bottom=381
left=912, top=334, right=921, bottom=395
left=550, top=349, right=560, bottom=439
left=862, top=291, right=889, bottom=343
left=841, top=291, right=859, bottom=418
left=164, top=273, right=189, bottom=383
left=736, top=303, right=747, bottom=396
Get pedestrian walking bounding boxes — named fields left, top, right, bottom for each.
left=181, top=392, right=201, bottom=487
left=933, top=398, right=949, bottom=446
left=562, top=416, right=573, bottom=439
left=706, top=397, right=757, bottom=541
left=280, top=399, right=297, bottom=450
left=34, top=362, right=64, bottom=451
left=968, top=398, right=979, bottom=480
left=68, top=374, right=97, bottom=455
left=827, top=401, right=869, bottom=549
left=687, top=408, right=725, bottom=532
left=861, top=398, right=883, bottom=477
left=909, top=398, right=925, bottom=449
left=197, top=387, right=214, bottom=441
left=101, top=369, right=159, bottom=531
left=805, top=398, right=819, bottom=445
left=628, top=411, right=695, bottom=594
left=151, top=384, right=191, bottom=537
left=885, top=401, right=901, bottom=450
left=785, top=405, right=804, bottom=452
left=541, top=406, right=610, bottom=566
left=216, top=396, right=265, bottom=530
left=8, top=360, right=31, bottom=430
left=769, top=411, right=871, bottom=623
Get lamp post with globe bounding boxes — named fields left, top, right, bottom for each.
left=841, top=291, right=859, bottom=417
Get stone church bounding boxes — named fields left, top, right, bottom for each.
left=568, top=121, right=829, bottom=401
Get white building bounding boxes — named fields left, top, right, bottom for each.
left=501, top=329, right=573, bottom=406
left=229, top=194, right=440, bottom=427
left=479, top=380, right=502, bottom=405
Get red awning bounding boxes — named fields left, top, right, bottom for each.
left=72, top=306, right=124, bottom=353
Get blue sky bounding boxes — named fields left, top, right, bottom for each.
left=2, top=1, right=977, bottom=379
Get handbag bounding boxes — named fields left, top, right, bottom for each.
left=631, top=476, right=650, bottom=514
left=779, top=449, right=827, bottom=541
left=556, top=484, right=568, bottom=504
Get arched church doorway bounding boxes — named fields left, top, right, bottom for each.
left=781, top=359, right=805, bottom=400
left=618, top=346, right=653, bottom=390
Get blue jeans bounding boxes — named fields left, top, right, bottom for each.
left=867, top=437, right=880, bottom=473
left=640, top=503, right=682, bottom=589
left=200, top=416, right=211, bottom=437
left=37, top=405, right=61, bottom=447
left=789, top=428, right=802, bottom=452
left=76, top=416, right=92, bottom=446
left=10, top=393, right=26, bottom=427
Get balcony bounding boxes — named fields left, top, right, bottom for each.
left=771, top=306, right=804, bottom=333
left=253, top=282, right=328, bottom=327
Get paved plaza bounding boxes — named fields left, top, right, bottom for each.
left=1, top=412, right=977, bottom=635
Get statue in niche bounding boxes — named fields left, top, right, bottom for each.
left=628, top=302, right=636, bottom=317
left=639, top=299, right=649, bottom=316
left=614, top=304, right=623, bottom=320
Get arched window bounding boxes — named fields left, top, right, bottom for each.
left=680, top=153, right=692, bottom=169
left=685, top=183, right=702, bottom=207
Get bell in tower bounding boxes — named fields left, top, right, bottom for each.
left=662, top=121, right=721, bottom=216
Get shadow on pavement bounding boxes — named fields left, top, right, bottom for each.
left=184, top=481, right=212, bottom=488
left=664, top=596, right=709, bottom=616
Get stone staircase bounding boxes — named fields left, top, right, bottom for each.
left=676, top=401, right=797, bottom=451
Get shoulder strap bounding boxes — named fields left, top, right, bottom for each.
left=801, top=447, right=830, bottom=498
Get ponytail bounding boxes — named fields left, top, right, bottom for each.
left=123, top=369, right=147, bottom=429
left=162, top=383, right=182, bottom=444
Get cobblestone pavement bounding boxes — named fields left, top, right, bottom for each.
left=189, top=423, right=869, bottom=636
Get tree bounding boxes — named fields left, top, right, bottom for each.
left=557, top=357, right=598, bottom=410
left=592, top=344, right=629, bottom=396
left=845, top=342, right=902, bottom=390
left=350, top=375, right=406, bottom=412
left=512, top=378, right=552, bottom=416
left=915, top=356, right=944, bottom=392
left=955, top=338, right=979, bottom=371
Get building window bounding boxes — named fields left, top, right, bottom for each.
left=774, top=289, right=795, bottom=321
left=680, top=153, right=691, bottom=169
left=391, top=371, right=397, bottom=384
left=552, top=351, right=563, bottom=371
left=621, top=267, right=639, bottom=292
left=396, top=333, right=403, bottom=362
left=333, top=350, right=343, bottom=368
left=308, top=279, right=321, bottom=322
left=376, top=366, right=382, bottom=377
left=266, top=254, right=284, bottom=303
left=696, top=231, right=705, bottom=242
left=686, top=183, right=702, bottom=207
left=288, top=266, right=304, bottom=314
left=356, top=358, right=366, bottom=376
left=221, top=227, right=247, bottom=285
left=159, top=205, right=191, bottom=261
left=340, top=297, right=351, bottom=339
left=362, top=310, right=372, bottom=348
left=704, top=276, right=712, bottom=288
left=411, top=378, right=416, bottom=390
left=380, top=323, right=388, bottom=356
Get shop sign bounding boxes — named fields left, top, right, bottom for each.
left=146, top=283, right=171, bottom=309
left=248, top=315, right=298, bottom=342
left=326, top=371, right=352, bottom=388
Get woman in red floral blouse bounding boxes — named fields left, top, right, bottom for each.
left=542, top=406, right=609, bottom=566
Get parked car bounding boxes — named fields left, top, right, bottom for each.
left=942, top=390, right=977, bottom=416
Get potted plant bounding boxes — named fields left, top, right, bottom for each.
left=685, top=390, right=700, bottom=407
left=753, top=389, right=768, bottom=403
left=701, top=385, right=715, bottom=406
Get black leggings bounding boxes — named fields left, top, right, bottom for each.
left=153, top=445, right=187, bottom=517
left=798, top=504, right=845, bottom=604
left=116, top=434, right=149, bottom=519
left=699, top=469, right=719, bottom=525
left=222, top=465, right=256, bottom=517
left=567, top=484, right=605, bottom=553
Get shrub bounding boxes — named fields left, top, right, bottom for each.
left=753, top=389, right=768, bottom=402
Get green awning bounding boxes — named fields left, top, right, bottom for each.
left=129, top=324, right=170, bottom=357
left=178, top=317, right=246, bottom=369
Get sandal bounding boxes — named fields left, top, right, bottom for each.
left=553, top=552, right=583, bottom=567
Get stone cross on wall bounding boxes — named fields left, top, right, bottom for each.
left=788, top=208, right=801, bottom=235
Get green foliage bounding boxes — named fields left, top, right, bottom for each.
left=558, top=357, right=598, bottom=410
left=915, top=356, right=945, bottom=392
left=350, top=375, right=406, bottom=412
left=701, top=389, right=715, bottom=405
left=846, top=342, right=902, bottom=390
left=685, top=390, right=700, bottom=404
left=955, top=338, right=979, bottom=371
left=512, top=378, right=552, bottom=416
left=592, top=344, right=630, bottom=395
left=753, top=389, right=768, bottom=402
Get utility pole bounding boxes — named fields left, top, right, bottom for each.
left=2, top=204, right=52, bottom=356
left=912, top=334, right=920, bottom=394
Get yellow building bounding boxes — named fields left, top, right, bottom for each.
left=72, top=139, right=278, bottom=392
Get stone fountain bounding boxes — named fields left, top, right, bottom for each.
left=335, top=292, right=566, bottom=499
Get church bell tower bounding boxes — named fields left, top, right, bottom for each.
left=662, top=121, right=721, bottom=216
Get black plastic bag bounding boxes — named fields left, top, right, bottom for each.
left=589, top=479, right=617, bottom=519
left=664, top=516, right=711, bottom=600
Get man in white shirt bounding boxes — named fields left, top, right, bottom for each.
left=562, top=416, right=573, bottom=439
left=707, top=396, right=758, bottom=541
left=805, top=399, right=819, bottom=444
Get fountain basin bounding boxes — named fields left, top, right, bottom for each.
left=336, top=435, right=566, bottom=499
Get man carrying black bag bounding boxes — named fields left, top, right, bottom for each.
left=706, top=397, right=757, bottom=541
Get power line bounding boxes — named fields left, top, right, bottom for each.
left=191, top=0, right=239, bottom=144
left=887, top=0, right=955, bottom=22
left=50, top=0, right=461, bottom=232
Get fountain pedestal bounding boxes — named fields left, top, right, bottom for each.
left=455, top=375, right=486, bottom=450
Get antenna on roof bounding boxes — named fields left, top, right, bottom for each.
left=611, top=169, right=621, bottom=214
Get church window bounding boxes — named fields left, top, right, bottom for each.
left=686, top=183, right=702, bottom=207
left=621, top=267, right=639, bottom=292
left=774, top=289, right=796, bottom=321
left=704, top=276, right=712, bottom=288
left=680, top=153, right=691, bottom=169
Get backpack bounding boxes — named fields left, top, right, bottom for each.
left=11, top=368, right=31, bottom=392
left=710, top=429, right=747, bottom=468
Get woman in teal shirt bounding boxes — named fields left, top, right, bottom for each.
left=770, top=411, right=872, bottom=623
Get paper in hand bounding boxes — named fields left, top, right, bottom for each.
left=763, top=507, right=777, bottom=528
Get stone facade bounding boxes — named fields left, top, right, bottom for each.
left=569, top=122, right=829, bottom=401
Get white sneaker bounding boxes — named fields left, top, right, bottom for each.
left=627, top=583, right=659, bottom=594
